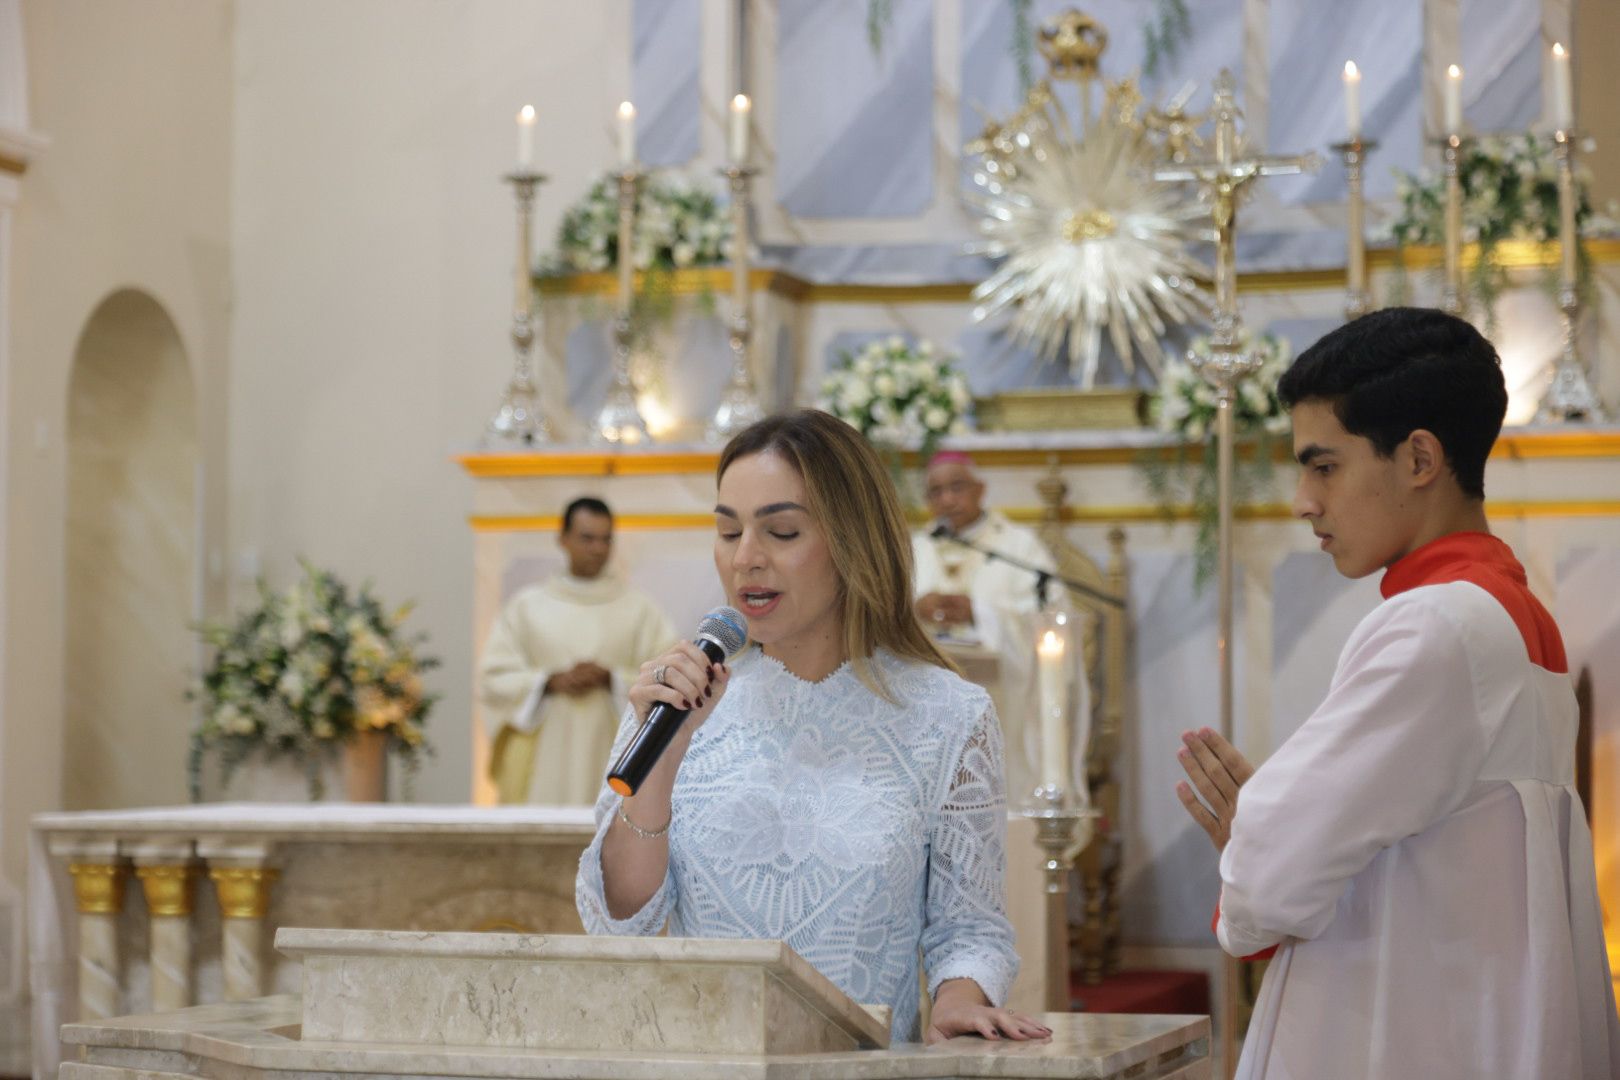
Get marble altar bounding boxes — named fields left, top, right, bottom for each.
left=28, top=804, right=597, bottom=1080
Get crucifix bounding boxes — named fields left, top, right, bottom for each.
left=1152, top=67, right=1316, bottom=742
left=1153, top=68, right=1318, bottom=1078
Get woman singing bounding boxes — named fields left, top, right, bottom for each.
left=575, top=409, right=1047, bottom=1045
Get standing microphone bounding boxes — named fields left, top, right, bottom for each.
left=929, top=523, right=950, bottom=540
left=607, top=606, right=748, bottom=797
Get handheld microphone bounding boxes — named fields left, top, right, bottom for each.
left=607, top=606, right=748, bottom=798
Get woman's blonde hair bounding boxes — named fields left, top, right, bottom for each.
left=716, top=409, right=956, bottom=694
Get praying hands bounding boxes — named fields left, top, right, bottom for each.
left=1174, top=727, right=1255, bottom=853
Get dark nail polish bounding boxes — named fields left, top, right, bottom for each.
left=682, top=699, right=692, bottom=710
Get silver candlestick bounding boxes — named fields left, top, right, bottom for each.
left=1536, top=129, right=1607, bottom=422
left=1023, top=789, right=1096, bottom=1013
left=485, top=170, right=551, bottom=445
left=1331, top=138, right=1379, bottom=321
left=593, top=168, right=652, bottom=445
left=1438, top=134, right=1467, bottom=317
left=708, top=165, right=767, bottom=441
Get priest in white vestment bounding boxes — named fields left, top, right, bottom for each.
left=1176, top=309, right=1620, bottom=1080
left=481, top=498, right=675, bottom=805
left=911, top=452, right=1054, bottom=654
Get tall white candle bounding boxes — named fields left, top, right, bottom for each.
left=1444, top=64, right=1463, bottom=135
left=1552, top=43, right=1574, bottom=132
left=1343, top=61, right=1361, bottom=140
left=1037, top=630, right=1069, bottom=793
left=516, top=104, right=535, bottom=169
left=617, top=100, right=637, bottom=169
left=728, top=93, right=752, bottom=165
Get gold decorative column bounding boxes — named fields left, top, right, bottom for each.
left=65, top=858, right=127, bottom=1020
left=133, top=845, right=197, bottom=1012
left=201, top=844, right=278, bottom=1002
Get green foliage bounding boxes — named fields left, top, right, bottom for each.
left=1142, top=0, right=1192, bottom=79
left=1141, top=331, right=1292, bottom=588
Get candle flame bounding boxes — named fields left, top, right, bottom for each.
left=1448, top=64, right=1462, bottom=79
left=1344, top=60, right=1359, bottom=80
left=618, top=100, right=636, bottom=120
left=731, top=93, right=751, bottom=113
left=1039, top=629, right=1064, bottom=656
left=1553, top=42, right=1567, bottom=59
left=518, top=104, right=535, bottom=123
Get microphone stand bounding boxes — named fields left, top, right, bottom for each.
left=933, top=531, right=1124, bottom=610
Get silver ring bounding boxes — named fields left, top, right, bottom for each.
left=653, top=664, right=669, bottom=687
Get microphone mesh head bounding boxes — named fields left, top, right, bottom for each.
left=696, top=606, right=748, bottom=659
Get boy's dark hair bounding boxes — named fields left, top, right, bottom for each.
left=1277, top=307, right=1507, bottom=499
left=562, top=496, right=613, bottom=533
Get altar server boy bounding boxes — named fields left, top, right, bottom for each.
left=1175, top=307, right=1620, bottom=1079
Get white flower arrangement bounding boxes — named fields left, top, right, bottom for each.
left=547, top=169, right=732, bottom=275
left=1150, top=331, right=1291, bottom=442
left=819, top=336, right=973, bottom=448
left=1142, top=329, right=1293, bottom=588
left=188, top=562, right=437, bottom=799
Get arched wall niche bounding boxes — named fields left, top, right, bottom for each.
left=64, top=287, right=199, bottom=810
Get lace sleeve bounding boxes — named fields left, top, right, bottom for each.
left=919, top=700, right=1019, bottom=1004
left=574, top=705, right=676, bottom=936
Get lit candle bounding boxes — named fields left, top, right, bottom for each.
left=617, top=100, right=637, bottom=169
left=516, top=104, right=536, bottom=170
left=1444, top=64, right=1463, bottom=135
left=1037, top=629, right=1069, bottom=793
left=728, top=93, right=752, bottom=165
left=1343, top=61, right=1361, bottom=141
left=1551, top=43, right=1574, bottom=132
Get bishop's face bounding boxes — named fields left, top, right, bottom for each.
left=1290, top=400, right=1421, bottom=579
left=924, top=461, right=985, bottom=533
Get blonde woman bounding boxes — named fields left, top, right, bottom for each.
left=576, top=409, right=1047, bottom=1045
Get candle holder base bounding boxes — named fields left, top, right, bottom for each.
left=1537, top=353, right=1608, bottom=423
left=592, top=317, right=652, bottom=446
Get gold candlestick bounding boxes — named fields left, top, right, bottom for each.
left=708, top=164, right=767, bottom=441
left=485, top=170, right=551, bottom=445
left=593, top=168, right=651, bottom=445
left=1331, top=139, right=1378, bottom=321
left=1536, top=129, right=1607, bottom=422
left=1438, top=134, right=1467, bottom=317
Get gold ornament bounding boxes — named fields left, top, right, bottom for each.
left=68, top=863, right=127, bottom=915
left=136, top=864, right=196, bottom=917
left=209, top=866, right=279, bottom=919
left=966, top=10, right=1212, bottom=386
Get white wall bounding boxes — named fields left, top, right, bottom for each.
left=229, top=1, right=632, bottom=801
left=5, top=0, right=234, bottom=1068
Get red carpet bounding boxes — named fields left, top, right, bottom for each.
left=1069, top=969, right=1210, bottom=1015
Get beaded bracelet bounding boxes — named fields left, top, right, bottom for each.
left=616, top=802, right=671, bottom=840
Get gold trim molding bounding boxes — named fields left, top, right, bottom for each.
left=136, top=864, right=197, bottom=917
left=209, top=866, right=279, bottom=919
left=471, top=498, right=1620, bottom=533
left=458, top=430, right=1620, bottom=480
left=68, top=863, right=128, bottom=915
left=529, top=239, right=1620, bottom=305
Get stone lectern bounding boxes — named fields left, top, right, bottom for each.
left=278, top=928, right=890, bottom=1056
left=58, top=928, right=1211, bottom=1079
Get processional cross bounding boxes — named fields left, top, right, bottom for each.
left=1151, top=69, right=1319, bottom=1078
left=1151, top=69, right=1320, bottom=732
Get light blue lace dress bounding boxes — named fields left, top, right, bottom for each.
left=575, top=647, right=1019, bottom=1043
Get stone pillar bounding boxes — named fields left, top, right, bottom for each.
left=131, top=842, right=197, bottom=1012
left=200, top=843, right=276, bottom=1002
left=52, top=839, right=127, bottom=1021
